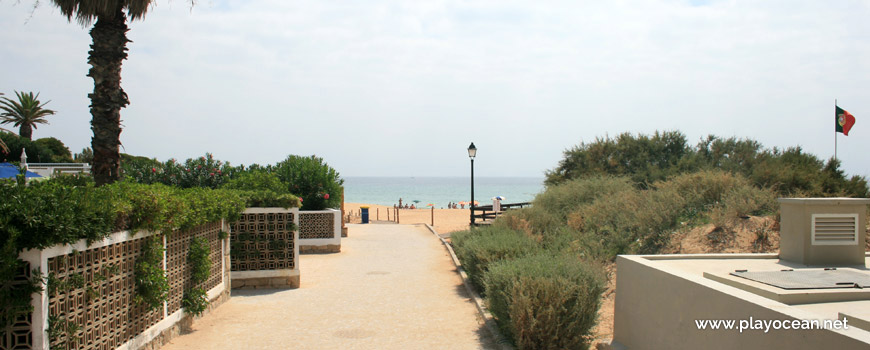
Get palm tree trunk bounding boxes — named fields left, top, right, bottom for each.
left=88, top=6, right=130, bottom=186
left=19, top=125, right=32, bottom=140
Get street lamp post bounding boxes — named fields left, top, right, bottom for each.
left=468, top=142, right=477, bottom=227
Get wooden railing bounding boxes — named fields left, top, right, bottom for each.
left=471, top=202, right=531, bottom=226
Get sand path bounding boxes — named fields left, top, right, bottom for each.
left=159, top=223, right=495, bottom=350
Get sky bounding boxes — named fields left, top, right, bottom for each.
left=2, top=0, right=870, bottom=178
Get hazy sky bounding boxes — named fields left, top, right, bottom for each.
left=2, top=0, right=869, bottom=178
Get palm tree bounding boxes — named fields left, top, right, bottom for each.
left=0, top=91, right=55, bottom=140
left=49, top=1, right=190, bottom=185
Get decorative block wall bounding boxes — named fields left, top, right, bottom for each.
left=229, top=208, right=300, bottom=289
left=298, top=209, right=342, bottom=254
left=13, top=221, right=229, bottom=350
left=1, top=262, right=34, bottom=350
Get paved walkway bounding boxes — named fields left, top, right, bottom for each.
left=160, top=224, right=495, bottom=350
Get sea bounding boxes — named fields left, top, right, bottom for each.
left=342, top=177, right=545, bottom=208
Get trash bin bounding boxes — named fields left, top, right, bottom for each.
left=361, top=206, right=370, bottom=224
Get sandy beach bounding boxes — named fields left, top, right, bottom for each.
left=344, top=202, right=472, bottom=234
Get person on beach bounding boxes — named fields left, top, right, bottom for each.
left=399, top=198, right=403, bottom=208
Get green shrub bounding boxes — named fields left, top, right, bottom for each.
left=1, top=173, right=245, bottom=331
left=710, top=184, right=778, bottom=230
left=544, top=131, right=869, bottom=197
left=0, top=179, right=116, bottom=250
left=106, top=180, right=246, bottom=233
left=33, top=137, right=73, bottom=163
left=135, top=236, right=169, bottom=310
left=223, top=170, right=283, bottom=192
left=184, top=236, right=211, bottom=316
left=568, top=189, right=644, bottom=236
left=274, top=155, right=343, bottom=210
left=0, top=132, right=54, bottom=163
left=182, top=287, right=208, bottom=316
left=0, top=256, right=42, bottom=329
left=484, top=253, right=605, bottom=349
left=123, top=153, right=346, bottom=209
left=188, top=237, right=211, bottom=284
left=652, top=170, right=745, bottom=219
left=122, top=153, right=237, bottom=189
left=451, top=227, right=538, bottom=294
left=545, top=131, right=690, bottom=187
left=534, top=176, right=634, bottom=221
left=494, top=206, right=562, bottom=237
left=223, top=170, right=301, bottom=208
left=573, top=228, right=634, bottom=262
left=562, top=171, right=775, bottom=259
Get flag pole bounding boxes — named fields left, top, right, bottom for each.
left=835, top=99, right=838, bottom=161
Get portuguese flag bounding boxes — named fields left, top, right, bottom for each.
left=836, top=106, right=856, bottom=136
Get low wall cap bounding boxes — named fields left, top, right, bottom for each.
left=777, top=197, right=870, bottom=205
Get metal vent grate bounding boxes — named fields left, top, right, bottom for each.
left=732, top=268, right=870, bottom=290
left=812, top=214, right=858, bottom=245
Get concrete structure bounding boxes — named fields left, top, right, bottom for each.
left=779, top=198, right=870, bottom=266
left=229, top=208, right=301, bottom=289
left=18, top=222, right=230, bottom=350
left=26, top=163, right=91, bottom=178
left=612, top=198, right=870, bottom=350
left=298, top=209, right=342, bottom=254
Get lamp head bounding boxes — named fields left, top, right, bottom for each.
left=467, top=142, right=477, bottom=159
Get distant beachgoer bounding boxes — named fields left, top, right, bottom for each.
left=399, top=198, right=403, bottom=208
left=460, top=203, right=465, bottom=209
left=410, top=204, right=416, bottom=209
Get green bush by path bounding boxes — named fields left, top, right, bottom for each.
left=451, top=226, right=539, bottom=294
left=122, top=153, right=238, bottom=189
left=546, top=131, right=869, bottom=197
left=544, top=130, right=691, bottom=188
left=0, top=176, right=245, bottom=251
left=484, top=253, right=605, bottom=350
left=223, top=170, right=301, bottom=208
left=450, top=131, right=865, bottom=348
left=123, top=153, right=343, bottom=210
left=562, top=170, right=778, bottom=260
left=489, top=170, right=780, bottom=262
left=532, top=176, right=634, bottom=222
left=0, top=176, right=247, bottom=330
left=274, top=155, right=343, bottom=210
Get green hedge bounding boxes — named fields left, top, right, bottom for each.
left=122, top=153, right=335, bottom=210
left=0, top=176, right=248, bottom=328
left=223, top=170, right=301, bottom=208
left=484, top=253, right=605, bottom=350
left=274, top=155, right=343, bottom=210
left=451, top=227, right=538, bottom=295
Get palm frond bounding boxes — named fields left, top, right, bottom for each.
left=49, top=0, right=158, bottom=26
left=0, top=127, right=13, bottom=154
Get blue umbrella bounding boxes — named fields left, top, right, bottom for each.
left=0, top=163, right=42, bottom=179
